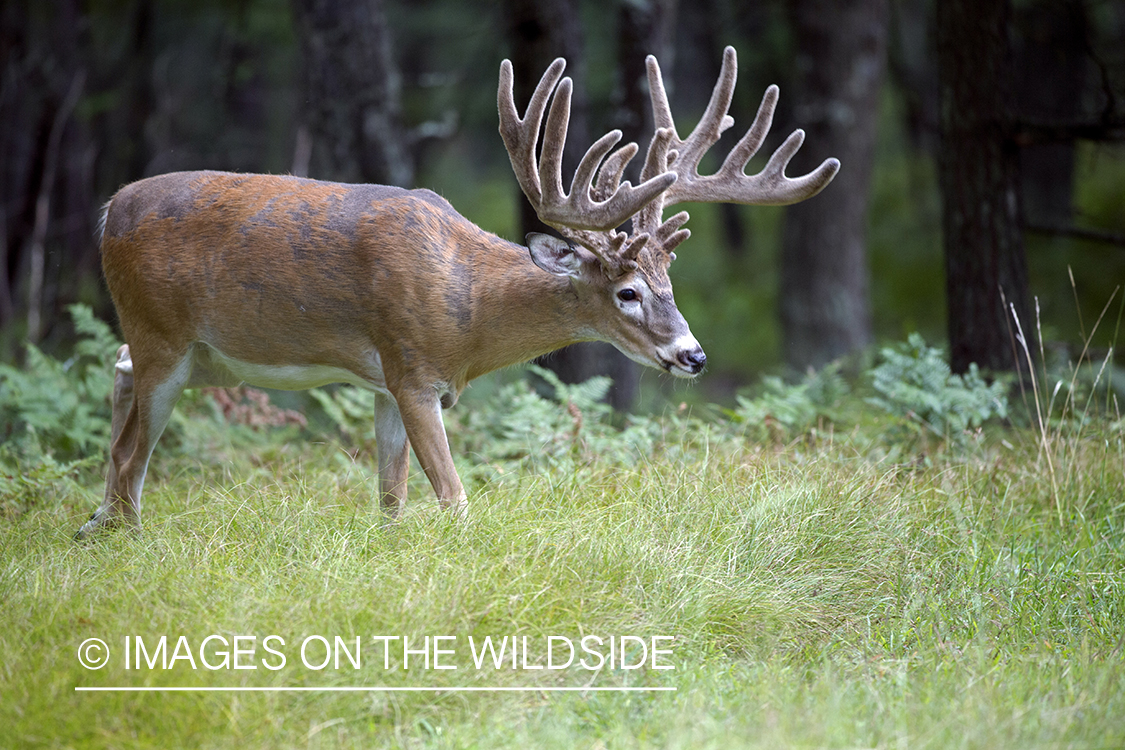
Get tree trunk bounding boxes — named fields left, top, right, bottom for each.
left=0, top=0, right=95, bottom=344
left=292, top=0, right=413, bottom=187
left=517, top=0, right=679, bottom=411
left=1012, top=0, right=1087, bottom=226
left=504, top=0, right=642, bottom=410
left=610, top=0, right=678, bottom=174
left=936, top=0, right=1035, bottom=375
left=779, top=0, right=888, bottom=372
left=26, top=71, right=84, bottom=343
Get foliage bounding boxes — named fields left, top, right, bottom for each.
left=308, top=385, right=378, bottom=447
left=728, top=362, right=850, bottom=440
left=0, top=445, right=93, bottom=519
left=309, top=365, right=667, bottom=488
left=1034, top=335, right=1124, bottom=429
left=2, top=363, right=1123, bottom=747
left=869, top=332, right=1009, bottom=438
left=449, top=365, right=665, bottom=481
left=2, top=321, right=1122, bottom=745
left=0, top=305, right=120, bottom=462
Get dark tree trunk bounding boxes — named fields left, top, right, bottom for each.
left=121, top=0, right=154, bottom=181
left=0, top=0, right=95, bottom=345
left=0, top=0, right=33, bottom=328
left=779, top=0, right=888, bottom=372
left=936, top=0, right=1035, bottom=375
left=678, top=0, right=749, bottom=260
left=504, top=0, right=645, bottom=410
left=1012, top=0, right=1088, bottom=226
left=292, top=0, right=413, bottom=187
left=519, top=0, right=678, bottom=411
left=887, top=0, right=941, bottom=154
left=610, top=0, right=678, bottom=174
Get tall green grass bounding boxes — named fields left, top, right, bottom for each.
left=3, top=399, right=1123, bottom=746
left=2, top=316, right=1123, bottom=747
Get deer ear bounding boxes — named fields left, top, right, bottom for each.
left=526, top=233, right=588, bottom=277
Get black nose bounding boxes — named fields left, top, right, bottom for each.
left=678, top=347, right=707, bottom=372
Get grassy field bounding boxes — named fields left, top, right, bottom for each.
left=2, top=345, right=1124, bottom=748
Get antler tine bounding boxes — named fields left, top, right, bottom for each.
left=537, top=74, right=575, bottom=209
left=721, top=83, right=779, bottom=175
left=499, top=57, right=677, bottom=241
left=674, top=47, right=738, bottom=170
left=632, top=127, right=682, bottom=249
left=591, top=142, right=638, bottom=203
left=654, top=210, right=691, bottom=256
left=646, top=45, right=840, bottom=210
left=745, top=128, right=841, bottom=205
left=644, top=48, right=736, bottom=166
left=705, top=85, right=840, bottom=205
left=498, top=57, right=567, bottom=207
left=538, top=79, right=642, bottom=230
left=647, top=53, right=676, bottom=135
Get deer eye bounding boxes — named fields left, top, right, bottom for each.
left=617, top=288, right=638, bottom=302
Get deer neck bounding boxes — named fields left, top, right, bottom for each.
left=458, top=232, right=592, bottom=383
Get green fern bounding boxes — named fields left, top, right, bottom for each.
left=729, top=362, right=850, bottom=438
left=868, top=332, right=1008, bottom=438
left=0, top=305, right=121, bottom=461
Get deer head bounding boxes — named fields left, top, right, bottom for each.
left=498, top=45, right=840, bottom=377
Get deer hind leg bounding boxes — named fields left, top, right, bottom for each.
left=76, top=345, right=191, bottom=539
left=374, top=392, right=410, bottom=519
left=81, top=345, right=134, bottom=535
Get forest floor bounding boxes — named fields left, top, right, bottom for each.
left=2, top=316, right=1123, bottom=747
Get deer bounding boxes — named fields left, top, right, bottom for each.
left=76, top=46, right=838, bottom=539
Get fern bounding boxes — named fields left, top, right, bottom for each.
left=0, top=444, right=93, bottom=517
left=729, top=362, right=849, bottom=438
left=0, top=305, right=121, bottom=461
left=448, top=364, right=664, bottom=485
left=868, top=332, right=1008, bottom=438
left=309, top=385, right=377, bottom=445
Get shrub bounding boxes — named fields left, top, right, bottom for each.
left=728, top=362, right=850, bottom=440
left=868, top=332, right=1008, bottom=438
left=0, top=305, right=122, bottom=515
left=0, top=305, right=120, bottom=462
left=449, top=365, right=664, bottom=484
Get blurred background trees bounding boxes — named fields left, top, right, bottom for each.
left=779, top=0, right=888, bottom=372
left=2, top=0, right=1123, bottom=408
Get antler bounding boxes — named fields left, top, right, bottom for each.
left=649, top=46, right=839, bottom=208
left=498, top=47, right=840, bottom=269
left=498, top=58, right=676, bottom=267
left=634, top=45, right=840, bottom=247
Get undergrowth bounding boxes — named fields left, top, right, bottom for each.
left=1, top=306, right=1123, bottom=748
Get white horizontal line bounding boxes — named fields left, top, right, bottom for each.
left=75, top=686, right=675, bottom=693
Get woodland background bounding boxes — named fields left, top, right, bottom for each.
left=2, top=0, right=1124, bottom=409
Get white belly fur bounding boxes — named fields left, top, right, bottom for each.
left=188, top=342, right=389, bottom=394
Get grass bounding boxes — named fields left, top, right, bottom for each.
left=2, top=382, right=1124, bottom=748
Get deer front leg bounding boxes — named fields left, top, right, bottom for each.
left=393, top=386, right=467, bottom=516
left=374, top=392, right=410, bottom=518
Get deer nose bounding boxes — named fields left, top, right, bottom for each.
left=678, top=346, right=707, bottom=373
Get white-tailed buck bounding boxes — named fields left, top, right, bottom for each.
left=78, top=46, right=838, bottom=538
